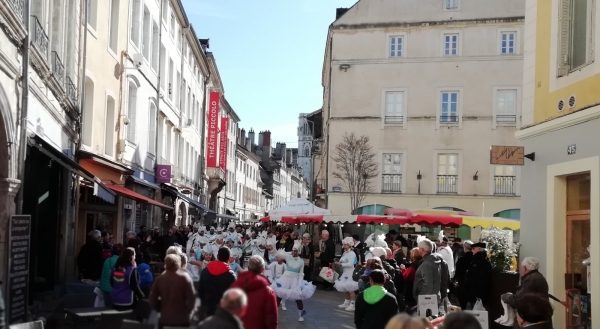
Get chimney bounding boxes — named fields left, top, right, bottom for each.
left=258, top=131, right=264, bottom=148
left=286, top=149, right=292, bottom=165
left=275, top=142, right=281, bottom=157
left=199, top=38, right=210, bottom=50
left=248, top=129, right=255, bottom=145
left=280, top=143, right=287, bottom=164
left=262, top=131, right=271, bottom=170
left=240, top=129, right=246, bottom=145
left=336, top=8, right=349, bottom=19
left=245, top=137, right=251, bottom=150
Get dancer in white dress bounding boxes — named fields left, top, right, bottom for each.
left=272, top=242, right=316, bottom=322
left=334, top=237, right=359, bottom=311
left=266, top=251, right=288, bottom=310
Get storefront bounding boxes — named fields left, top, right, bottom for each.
left=161, top=183, right=212, bottom=227
left=519, top=116, right=598, bottom=328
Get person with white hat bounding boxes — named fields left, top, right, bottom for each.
left=334, top=237, right=360, bottom=311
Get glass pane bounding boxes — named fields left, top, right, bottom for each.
left=393, top=154, right=401, bottom=164
left=568, top=219, right=590, bottom=293
left=391, top=38, right=396, bottom=45
left=451, top=93, right=457, bottom=102
left=567, top=174, right=591, bottom=211
left=442, top=93, right=449, bottom=102
left=571, top=0, right=589, bottom=68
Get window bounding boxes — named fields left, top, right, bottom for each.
left=108, top=0, right=119, bottom=52
left=389, top=36, right=403, bottom=57
left=105, top=96, right=116, bottom=156
left=382, top=154, right=402, bottom=193
left=83, top=77, right=94, bottom=146
left=385, top=91, right=404, bottom=124
left=168, top=58, right=174, bottom=99
left=142, top=7, right=151, bottom=60
left=87, top=0, right=98, bottom=30
left=170, top=11, right=175, bottom=39
left=496, top=89, right=517, bottom=126
left=445, top=0, right=458, bottom=9
left=176, top=71, right=181, bottom=108
left=494, top=165, right=516, bottom=195
left=151, top=23, right=159, bottom=71
left=437, top=153, right=458, bottom=193
left=304, top=145, right=310, bottom=157
left=127, top=81, right=138, bottom=142
left=559, top=0, right=595, bottom=75
left=130, top=0, right=141, bottom=47
left=444, top=33, right=458, bottom=56
left=440, top=91, right=459, bottom=124
left=500, top=32, right=516, bottom=54
left=148, top=103, right=157, bottom=154
left=159, top=45, right=166, bottom=90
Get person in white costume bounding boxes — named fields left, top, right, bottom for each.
left=334, top=237, right=359, bottom=311
left=437, top=231, right=455, bottom=279
left=271, top=241, right=316, bottom=322
left=266, top=250, right=288, bottom=310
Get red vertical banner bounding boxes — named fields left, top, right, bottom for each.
left=219, top=117, right=229, bottom=172
left=206, top=92, right=220, bottom=168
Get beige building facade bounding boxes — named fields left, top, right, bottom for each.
left=320, top=0, right=524, bottom=221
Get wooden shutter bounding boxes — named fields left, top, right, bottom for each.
left=558, top=0, right=571, bottom=77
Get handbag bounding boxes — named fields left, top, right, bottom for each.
left=319, top=266, right=339, bottom=283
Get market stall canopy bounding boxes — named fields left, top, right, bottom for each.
left=261, top=214, right=410, bottom=224
left=270, top=198, right=333, bottom=215
left=384, top=208, right=520, bottom=230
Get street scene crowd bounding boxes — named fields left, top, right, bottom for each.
left=69, top=223, right=554, bottom=329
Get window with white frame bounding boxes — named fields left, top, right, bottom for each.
left=170, top=11, right=175, bottom=39
left=500, top=31, right=516, bottom=54
left=151, top=23, right=159, bottom=71
left=160, top=45, right=166, bottom=90
left=382, top=154, right=402, bottom=193
left=445, top=0, right=459, bottom=9
left=443, top=33, right=458, bottom=56
left=558, top=0, right=595, bottom=75
left=130, top=0, right=141, bottom=47
left=148, top=103, right=157, bottom=154
left=127, top=81, right=138, bottom=142
left=389, top=36, right=404, bottom=57
left=142, top=7, right=151, bottom=60
left=440, top=91, right=459, bottom=124
left=494, top=165, right=516, bottom=195
left=105, top=96, right=116, bottom=156
left=384, top=91, right=404, bottom=124
left=496, top=89, right=517, bottom=126
left=437, top=153, right=458, bottom=193
left=108, top=0, right=119, bottom=52
left=168, top=59, right=174, bottom=99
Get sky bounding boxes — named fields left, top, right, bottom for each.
left=181, top=0, right=358, bottom=148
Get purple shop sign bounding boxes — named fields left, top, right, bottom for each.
left=156, top=165, right=171, bottom=183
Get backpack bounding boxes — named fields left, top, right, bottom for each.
left=138, top=263, right=154, bottom=288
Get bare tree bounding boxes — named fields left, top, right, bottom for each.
left=332, top=133, right=378, bottom=214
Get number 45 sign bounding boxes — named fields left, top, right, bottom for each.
left=567, top=144, right=576, bottom=155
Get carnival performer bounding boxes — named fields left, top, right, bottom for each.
left=271, top=241, right=317, bottom=322
left=228, top=248, right=242, bottom=277
left=264, top=240, right=278, bottom=265
left=199, top=245, right=213, bottom=271
left=334, top=237, right=360, bottom=311
left=210, top=234, right=225, bottom=259
left=206, top=226, right=216, bottom=240
left=267, top=251, right=288, bottom=311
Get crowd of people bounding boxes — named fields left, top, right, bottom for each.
left=74, top=224, right=553, bottom=329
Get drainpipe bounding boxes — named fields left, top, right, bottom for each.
left=15, top=0, right=31, bottom=214
left=154, top=0, right=163, bottom=165
left=199, top=73, right=210, bottom=203
left=77, top=0, right=89, bottom=152
left=324, top=30, right=333, bottom=209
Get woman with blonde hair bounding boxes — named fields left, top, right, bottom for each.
left=385, top=314, right=433, bottom=329
left=400, top=247, right=423, bottom=308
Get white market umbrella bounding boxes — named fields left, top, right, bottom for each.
left=270, top=198, right=333, bottom=216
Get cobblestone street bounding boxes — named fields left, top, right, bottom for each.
left=278, top=289, right=355, bottom=329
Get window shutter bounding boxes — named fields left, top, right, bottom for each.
left=558, top=0, right=571, bottom=77
left=149, top=106, right=156, bottom=153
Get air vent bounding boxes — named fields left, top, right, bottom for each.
left=557, top=99, right=565, bottom=112
left=568, top=95, right=576, bottom=108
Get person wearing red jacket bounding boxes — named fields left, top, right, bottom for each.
left=230, top=255, right=278, bottom=329
left=400, top=247, right=423, bottom=309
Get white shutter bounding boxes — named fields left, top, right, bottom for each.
left=148, top=105, right=156, bottom=153
left=558, top=0, right=571, bottom=77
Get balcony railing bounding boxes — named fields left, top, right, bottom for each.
left=66, top=76, right=77, bottom=104
left=52, top=51, right=65, bottom=87
left=494, top=175, right=516, bottom=195
left=440, top=115, right=459, bottom=124
left=437, top=175, right=458, bottom=193
left=496, top=115, right=517, bottom=126
left=7, top=0, right=25, bottom=21
left=31, top=16, right=49, bottom=58
left=384, top=116, right=404, bottom=124
left=382, top=174, right=402, bottom=193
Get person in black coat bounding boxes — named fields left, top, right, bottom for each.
left=463, top=242, right=492, bottom=309
left=160, top=229, right=178, bottom=258
left=198, top=288, right=246, bottom=329
left=454, top=241, right=474, bottom=309
left=352, top=235, right=366, bottom=263
left=300, top=233, right=315, bottom=281
left=383, top=256, right=406, bottom=312
left=198, top=247, right=237, bottom=318
left=76, top=230, right=104, bottom=281
left=354, top=270, right=399, bottom=329
left=319, top=230, right=336, bottom=290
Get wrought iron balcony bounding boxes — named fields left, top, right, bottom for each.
left=496, top=115, right=517, bottom=126
left=52, top=51, right=65, bottom=87
left=494, top=175, right=516, bottom=195
left=31, top=16, right=49, bottom=58
left=437, top=175, right=458, bottom=193
left=384, top=116, right=404, bottom=124
left=439, top=115, right=459, bottom=124
left=7, top=0, right=25, bottom=21
left=66, top=76, right=77, bottom=104
left=382, top=174, right=402, bottom=193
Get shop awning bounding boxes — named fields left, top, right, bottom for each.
left=226, top=207, right=238, bottom=215
left=128, top=175, right=160, bottom=190
left=161, top=185, right=213, bottom=213
left=217, top=213, right=238, bottom=220
left=106, top=184, right=173, bottom=210
left=30, top=136, right=115, bottom=203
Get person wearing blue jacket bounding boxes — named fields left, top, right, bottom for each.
left=99, top=244, right=124, bottom=307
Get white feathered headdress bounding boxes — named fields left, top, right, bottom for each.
left=228, top=222, right=236, bottom=230
left=216, top=226, right=223, bottom=232
left=292, top=239, right=302, bottom=251
left=230, top=247, right=243, bottom=259
left=365, top=246, right=387, bottom=261
left=199, top=226, right=207, bottom=233
left=266, top=235, right=277, bottom=247
left=365, top=230, right=387, bottom=248
left=342, top=237, right=354, bottom=246
left=438, top=230, right=445, bottom=242
left=245, top=228, right=252, bottom=237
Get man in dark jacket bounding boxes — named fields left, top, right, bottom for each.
left=355, top=270, right=399, bottom=329
left=319, top=230, right=336, bottom=291
left=463, top=242, right=492, bottom=309
left=160, top=228, right=178, bottom=258
left=451, top=238, right=464, bottom=264
left=198, top=288, right=246, bottom=329
left=502, top=257, right=549, bottom=308
left=199, top=247, right=237, bottom=317
left=76, top=230, right=104, bottom=280
left=230, top=256, right=278, bottom=329
left=454, top=240, right=474, bottom=309
left=382, top=248, right=405, bottom=311
left=413, top=239, right=446, bottom=301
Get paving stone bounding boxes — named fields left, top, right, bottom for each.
left=278, top=290, right=355, bottom=329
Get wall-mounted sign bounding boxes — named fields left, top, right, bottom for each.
left=490, top=145, right=525, bottom=166
left=567, top=144, right=576, bottom=155
left=156, top=165, right=171, bottom=183
left=219, top=117, right=229, bottom=171
left=206, top=91, right=220, bottom=168
left=7, top=215, right=31, bottom=324
left=332, top=186, right=342, bottom=192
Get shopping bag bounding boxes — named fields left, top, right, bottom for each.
left=466, top=310, right=489, bottom=329
left=473, top=298, right=486, bottom=311
left=495, top=299, right=515, bottom=326
left=319, top=266, right=339, bottom=283
left=93, top=287, right=105, bottom=308
left=417, top=294, right=438, bottom=317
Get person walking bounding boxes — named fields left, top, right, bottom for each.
left=99, top=244, right=124, bottom=308
left=77, top=230, right=104, bottom=281
left=319, top=230, right=336, bottom=291
left=354, top=270, right=399, bottom=329
left=413, top=239, right=442, bottom=301
left=198, top=288, right=247, bottom=329
left=110, top=248, right=145, bottom=311
left=400, top=248, right=423, bottom=309
left=230, top=255, right=278, bottom=329
left=198, top=246, right=237, bottom=317
left=149, top=254, right=196, bottom=328
left=453, top=240, right=474, bottom=309
left=463, top=242, right=492, bottom=310
left=334, top=237, right=359, bottom=311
